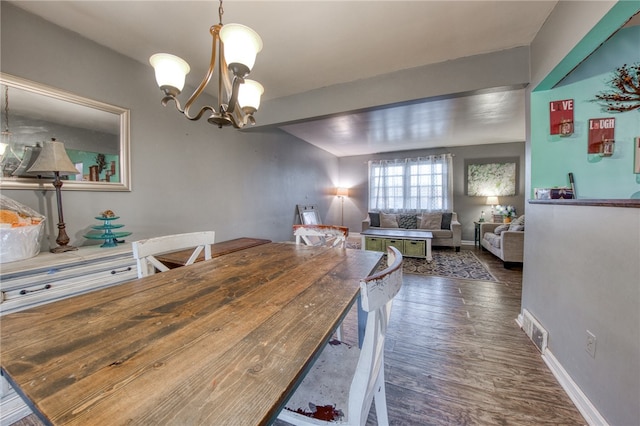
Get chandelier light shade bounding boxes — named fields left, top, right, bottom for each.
left=149, top=0, right=264, bottom=129
left=219, top=23, right=262, bottom=75
left=149, top=53, right=191, bottom=95
left=27, top=138, right=79, bottom=253
left=238, top=79, right=264, bottom=112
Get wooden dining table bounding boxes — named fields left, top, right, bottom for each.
left=0, top=242, right=383, bottom=426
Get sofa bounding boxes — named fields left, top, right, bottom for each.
left=362, top=211, right=462, bottom=251
left=480, top=215, right=525, bottom=268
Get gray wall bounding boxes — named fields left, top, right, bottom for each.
left=338, top=142, right=525, bottom=241
left=1, top=3, right=339, bottom=248
left=525, top=2, right=639, bottom=425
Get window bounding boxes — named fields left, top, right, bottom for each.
left=369, top=154, right=453, bottom=212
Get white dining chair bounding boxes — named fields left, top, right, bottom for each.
left=293, top=224, right=349, bottom=248
left=131, top=231, right=216, bottom=278
left=277, top=246, right=403, bottom=426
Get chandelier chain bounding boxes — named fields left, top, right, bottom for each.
left=218, top=0, right=224, bottom=25
left=3, top=86, right=9, bottom=132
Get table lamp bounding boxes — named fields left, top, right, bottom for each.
left=28, top=138, right=79, bottom=253
left=486, top=196, right=499, bottom=216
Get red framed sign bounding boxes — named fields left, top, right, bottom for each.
left=588, top=117, right=615, bottom=154
left=550, top=99, right=574, bottom=136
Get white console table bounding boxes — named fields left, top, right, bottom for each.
left=0, top=244, right=136, bottom=425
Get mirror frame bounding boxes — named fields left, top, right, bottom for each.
left=0, top=73, right=131, bottom=191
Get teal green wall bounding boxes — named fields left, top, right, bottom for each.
left=66, top=149, right=120, bottom=182
left=531, top=24, right=640, bottom=199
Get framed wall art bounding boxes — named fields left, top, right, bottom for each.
left=550, top=99, right=574, bottom=136
left=465, top=157, right=518, bottom=196
left=297, top=204, right=321, bottom=225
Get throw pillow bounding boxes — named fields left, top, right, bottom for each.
left=441, top=212, right=453, bottom=230
left=398, top=214, right=418, bottom=229
left=509, top=224, right=524, bottom=232
left=369, top=212, right=380, bottom=227
left=380, top=212, right=399, bottom=228
left=494, top=224, right=510, bottom=235
left=512, top=215, right=525, bottom=226
left=419, top=213, right=442, bottom=229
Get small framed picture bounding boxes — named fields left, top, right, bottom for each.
left=297, top=204, right=321, bottom=225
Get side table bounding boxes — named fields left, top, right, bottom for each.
left=475, top=221, right=500, bottom=247
left=474, top=221, right=483, bottom=247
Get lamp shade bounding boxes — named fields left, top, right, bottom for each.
left=220, top=23, right=263, bottom=72
left=149, top=53, right=191, bottom=92
left=238, top=79, right=264, bottom=111
left=486, top=196, right=499, bottom=205
left=336, top=187, right=349, bottom=197
left=27, top=139, right=78, bottom=176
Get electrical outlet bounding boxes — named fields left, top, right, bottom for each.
left=586, top=330, right=597, bottom=358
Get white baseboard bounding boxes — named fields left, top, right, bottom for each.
left=542, top=349, right=609, bottom=426
left=515, top=313, right=524, bottom=328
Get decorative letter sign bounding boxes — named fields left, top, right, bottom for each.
left=550, top=99, right=574, bottom=135
left=588, top=118, right=615, bottom=154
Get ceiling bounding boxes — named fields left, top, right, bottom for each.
left=8, top=1, right=560, bottom=157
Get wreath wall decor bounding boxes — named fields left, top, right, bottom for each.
left=595, top=63, right=640, bottom=112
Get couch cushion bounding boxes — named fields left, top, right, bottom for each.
left=509, top=224, right=525, bottom=231
left=380, top=212, right=399, bottom=228
left=398, top=214, right=418, bottom=229
left=369, top=212, right=380, bottom=227
left=419, top=213, right=442, bottom=230
left=494, top=224, right=509, bottom=235
left=484, top=232, right=501, bottom=249
left=430, top=229, right=453, bottom=239
left=441, top=212, right=453, bottom=229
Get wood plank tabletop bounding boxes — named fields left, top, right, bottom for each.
left=0, top=242, right=383, bottom=426
left=154, top=237, right=271, bottom=268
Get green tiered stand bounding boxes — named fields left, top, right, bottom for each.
left=84, top=215, right=132, bottom=248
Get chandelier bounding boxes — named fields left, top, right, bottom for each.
left=149, top=0, right=263, bottom=128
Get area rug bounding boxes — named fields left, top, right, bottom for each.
left=379, top=250, right=497, bottom=282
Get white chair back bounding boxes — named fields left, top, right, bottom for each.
left=349, top=246, right=402, bottom=424
left=132, top=231, right=216, bottom=278
left=293, top=224, right=349, bottom=248
left=278, top=246, right=403, bottom=425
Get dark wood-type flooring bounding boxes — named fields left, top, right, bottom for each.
left=11, top=247, right=585, bottom=426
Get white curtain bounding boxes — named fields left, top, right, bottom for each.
left=368, top=154, right=453, bottom=212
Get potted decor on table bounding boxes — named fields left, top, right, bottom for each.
left=496, top=205, right=517, bottom=223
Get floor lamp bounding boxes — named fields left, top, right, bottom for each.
left=28, top=139, right=80, bottom=253
left=336, top=187, right=349, bottom=226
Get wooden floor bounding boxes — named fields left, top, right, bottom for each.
left=11, top=246, right=585, bottom=426
left=364, top=247, right=585, bottom=425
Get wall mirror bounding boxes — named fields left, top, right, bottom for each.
left=0, top=73, right=131, bottom=191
